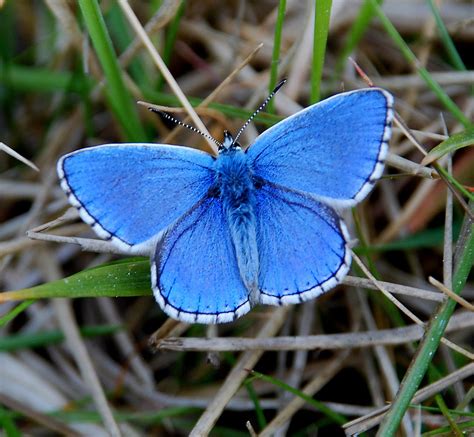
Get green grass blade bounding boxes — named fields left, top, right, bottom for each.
left=157, top=0, right=185, bottom=90
left=421, top=420, right=474, bottom=437
left=106, top=3, right=149, bottom=88
left=0, top=406, right=21, bottom=437
left=433, top=394, right=464, bottom=437
left=249, top=370, right=346, bottom=425
left=0, top=259, right=151, bottom=302
left=369, top=0, right=471, bottom=128
left=409, top=405, right=474, bottom=417
left=0, top=64, right=93, bottom=94
left=267, top=0, right=286, bottom=113
left=49, top=406, right=199, bottom=425
left=428, top=363, right=465, bottom=437
left=335, top=0, right=383, bottom=78
left=0, top=301, right=34, bottom=327
left=243, top=380, right=267, bottom=430
left=421, top=126, right=474, bottom=165
left=0, top=324, right=122, bottom=352
left=426, top=0, right=466, bottom=71
left=78, top=0, right=147, bottom=141
left=435, top=164, right=474, bottom=202
left=0, top=1, right=15, bottom=63
left=220, top=352, right=266, bottom=429
left=311, top=0, right=332, bottom=103
left=0, top=65, right=282, bottom=127
left=377, top=201, right=474, bottom=435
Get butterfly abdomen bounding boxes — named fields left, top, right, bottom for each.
left=215, top=149, right=260, bottom=304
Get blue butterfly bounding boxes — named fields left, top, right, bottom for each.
left=57, top=85, right=393, bottom=324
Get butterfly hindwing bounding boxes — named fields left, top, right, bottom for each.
left=152, top=195, right=251, bottom=324
left=58, top=144, right=215, bottom=253
left=247, top=88, right=393, bottom=207
left=254, top=182, right=351, bottom=305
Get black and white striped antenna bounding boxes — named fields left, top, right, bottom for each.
left=232, top=79, right=287, bottom=146
left=144, top=79, right=286, bottom=150
left=147, top=107, right=223, bottom=149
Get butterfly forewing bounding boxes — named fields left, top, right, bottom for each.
left=247, top=88, right=393, bottom=207
left=58, top=144, right=215, bottom=254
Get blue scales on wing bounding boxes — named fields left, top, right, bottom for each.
left=57, top=144, right=215, bottom=253
left=247, top=88, right=393, bottom=207
left=254, top=183, right=351, bottom=305
left=152, top=196, right=251, bottom=324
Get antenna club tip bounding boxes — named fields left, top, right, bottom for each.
left=274, top=78, right=287, bottom=92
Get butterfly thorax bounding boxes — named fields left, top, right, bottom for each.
left=214, top=147, right=260, bottom=305
left=215, top=148, right=254, bottom=206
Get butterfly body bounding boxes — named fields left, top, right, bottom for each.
left=214, top=143, right=260, bottom=303
left=58, top=88, right=394, bottom=323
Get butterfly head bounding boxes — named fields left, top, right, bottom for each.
left=219, top=130, right=242, bottom=153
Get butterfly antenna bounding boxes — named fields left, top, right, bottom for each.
left=148, top=107, right=223, bottom=149
left=233, top=78, right=287, bottom=145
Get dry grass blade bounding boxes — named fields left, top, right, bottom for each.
left=119, top=0, right=182, bottom=66
left=342, top=275, right=445, bottom=302
left=343, top=363, right=474, bottom=435
left=259, top=351, right=351, bottom=437
left=117, top=0, right=216, bottom=153
left=429, top=276, right=474, bottom=311
left=39, top=252, right=122, bottom=437
left=2, top=2, right=472, bottom=435
left=189, top=307, right=288, bottom=436
left=162, top=43, right=264, bottom=144
left=363, top=70, right=474, bottom=90
left=154, top=311, right=473, bottom=352
left=0, top=141, right=39, bottom=171
left=0, top=393, right=81, bottom=437
left=26, top=230, right=130, bottom=256
left=353, top=252, right=474, bottom=360
left=386, top=153, right=438, bottom=179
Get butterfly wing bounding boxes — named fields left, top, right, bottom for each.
left=152, top=195, right=251, bottom=324
left=58, top=144, right=215, bottom=253
left=254, top=182, right=350, bottom=305
left=247, top=88, right=393, bottom=206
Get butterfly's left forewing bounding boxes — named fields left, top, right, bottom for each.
left=254, top=182, right=350, bottom=305
left=58, top=144, right=215, bottom=254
